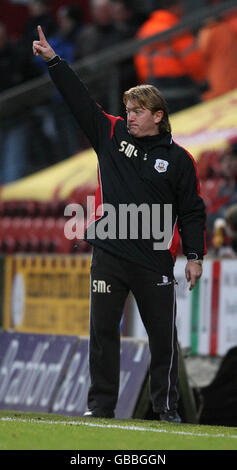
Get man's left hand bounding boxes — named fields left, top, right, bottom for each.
left=185, top=261, right=202, bottom=291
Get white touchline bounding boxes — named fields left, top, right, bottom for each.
left=1, top=417, right=237, bottom=440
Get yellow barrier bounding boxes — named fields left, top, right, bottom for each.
left=3, top=254, right=91, bottom=335
left=0, top=148, right=97, bottom=202
left=171, top=88, right=237, bottom=157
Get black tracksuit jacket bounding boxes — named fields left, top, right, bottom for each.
left=48, top=57, right=206, bottom=277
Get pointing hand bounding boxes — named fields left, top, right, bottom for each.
left=185, top=261, right=202, bottom=291
left=32, top=25, right=56, bottom=61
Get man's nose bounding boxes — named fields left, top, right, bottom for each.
left=128, top=111, right=136, bottom=122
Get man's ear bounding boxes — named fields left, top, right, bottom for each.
left=154, top=110, right=164, bottom=124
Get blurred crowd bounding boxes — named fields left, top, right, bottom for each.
left=197, top=138, right=237, bottom=258
left=0, top=0, right=237, bottom=254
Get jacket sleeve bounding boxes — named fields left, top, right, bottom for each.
left=176, top=149, right=207, bottom=260
left=47, top=56, right=115, bottom=152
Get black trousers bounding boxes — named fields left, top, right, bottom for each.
left=88, top=246, right=179, bottom=414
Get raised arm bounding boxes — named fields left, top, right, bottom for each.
left=33, top=26, right=116, bottom=152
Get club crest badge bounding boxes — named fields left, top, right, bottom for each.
left=154, top=159, right=169, bottom=173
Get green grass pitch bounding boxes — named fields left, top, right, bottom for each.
left=0, top=410, right=237, bottom=450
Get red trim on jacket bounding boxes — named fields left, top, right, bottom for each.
left=102, top=111, right=123, bottom=138
left=87, top=167, right=103, bottom=227
left=174, top=140, right=207, bottom=255
left=168, top=219, right=180, bottom=260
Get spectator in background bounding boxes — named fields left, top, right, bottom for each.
left=75, top=0, right=121, bottom=58
left=54, top=5, right=82, bottom=44
left=33, top=5, right=83, bottom=74
left=23, top=0, right=57, bottom=46
left=30, top=5, right=85, bottom=164
left=22, top=0, right=57, bottom=78
left=226, top=8, right=237, bottom=37
left=110, top=0, right=141, bottom=37
left=198, top=11, right=237, bottom=101
left=47, top=5, right=85, bottom=159
left=0, top=23, right=25, bottom=92
left=224, top=204, right=237, bottom=257
left=182, top=0, right=208, bottom=15
left=207, top=140, right=237, bottom=235
left=0, top=22, right=29, bottom=184
left=219, top=148, right=237, bottom=202
left=74, top=0, right=135, bottom=112
left=210, top=207, right=237, bottom=259
left=134, top=0, right=207, bottom=114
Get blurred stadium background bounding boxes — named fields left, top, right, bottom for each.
left=0, top=0, right=237, bottom=429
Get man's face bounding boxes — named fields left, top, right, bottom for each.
left=126, top=100, right=163, bottom=138
left=91, top=0, right=112, bottom=25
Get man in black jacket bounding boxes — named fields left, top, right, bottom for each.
left=33, top=25, right=206, bottom=423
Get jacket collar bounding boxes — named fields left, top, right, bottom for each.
left=134, top=132, right=172, bottom=151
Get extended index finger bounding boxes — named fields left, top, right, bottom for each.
left=189, top=277, right=195, bottom=291
left=37, top=25, right=47, bottom=43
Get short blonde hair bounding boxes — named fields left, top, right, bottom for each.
left=123, top=84, right=171, bottom=134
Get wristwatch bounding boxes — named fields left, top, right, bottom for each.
left=192, top=259, right=203, bottom=266
left=187, top=253, right=203, bottom=266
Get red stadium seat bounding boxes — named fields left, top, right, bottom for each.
left=0, top=217, right=11, bottom=238
left=67, top=184, right=96, bottom=210
left=200, top=178, right=225, bottom=209
left=197, top=150, right=223, bottom=180
left=2, top=237, right=17, bottom=254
